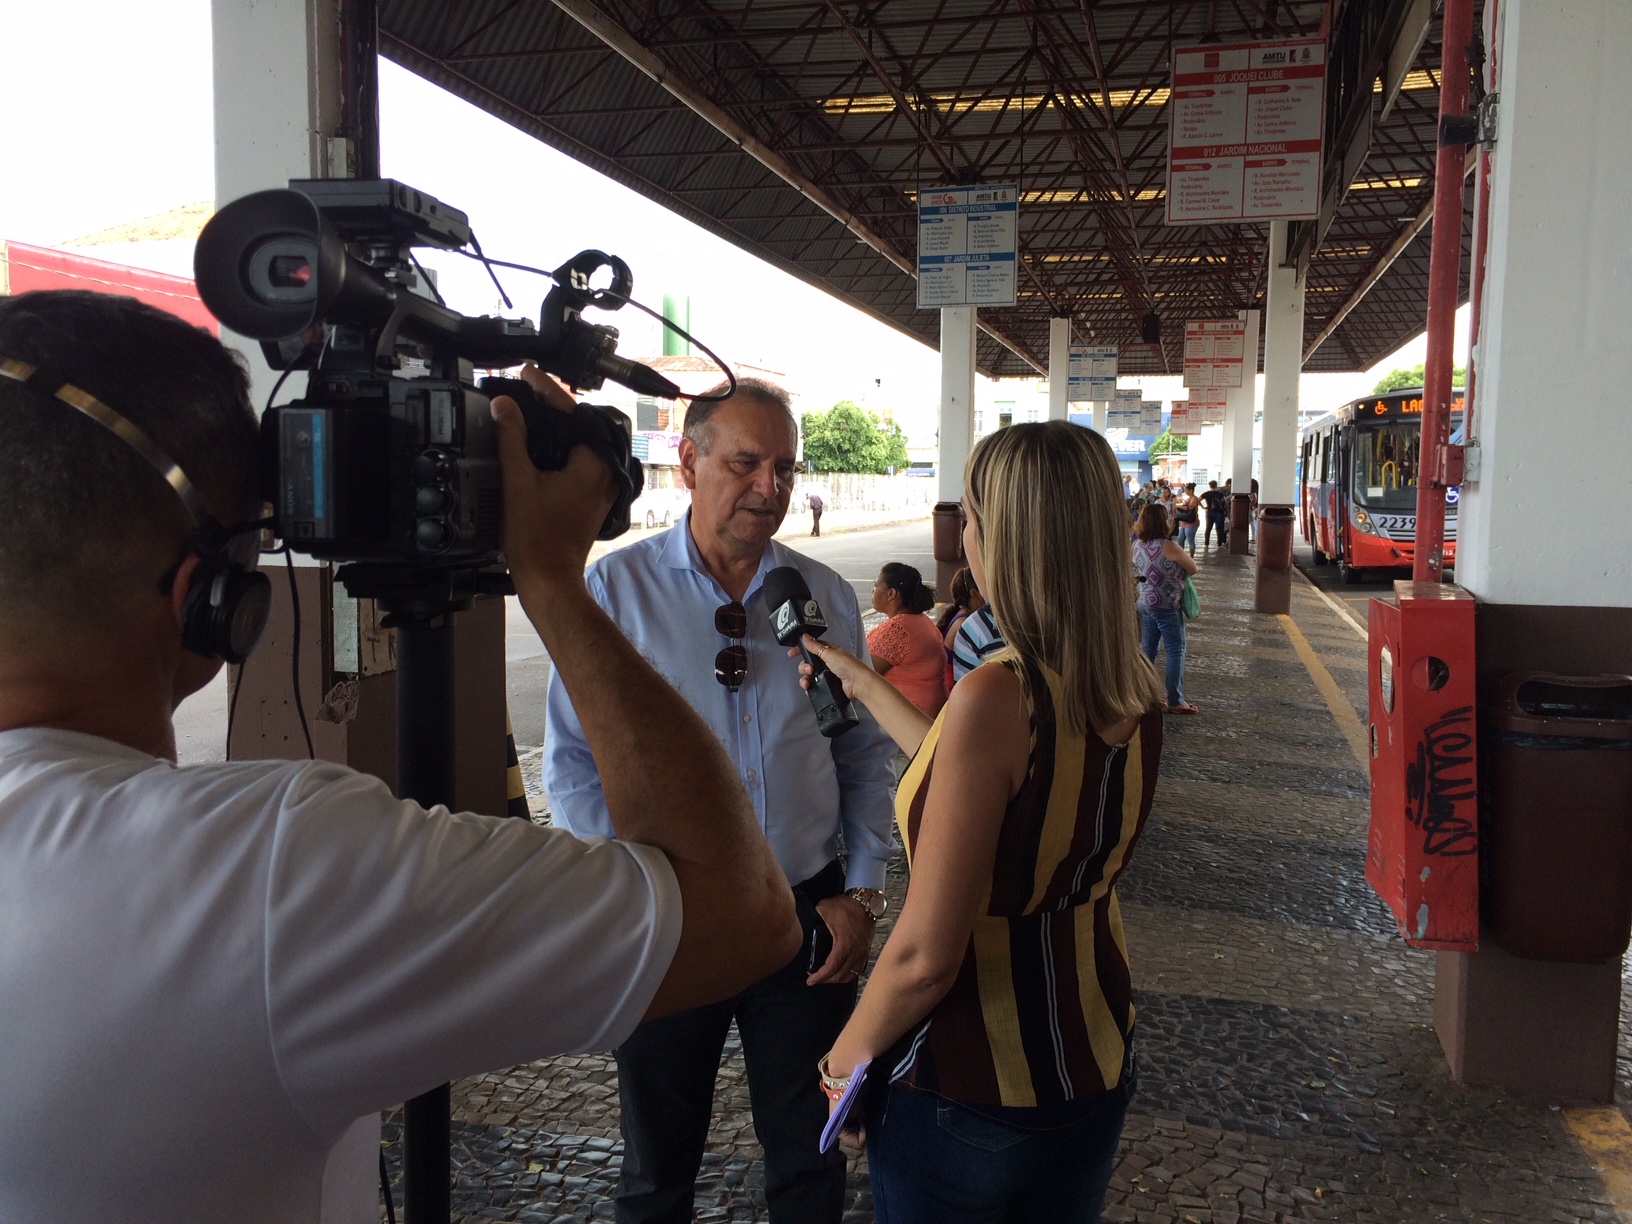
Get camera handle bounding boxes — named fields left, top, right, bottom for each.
left=338, top=563, right=515, bottom=1224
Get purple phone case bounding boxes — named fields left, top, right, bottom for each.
left=819, top=1059, right=871, bottom=1153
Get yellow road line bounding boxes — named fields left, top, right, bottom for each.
left=1292, top=565, right=1370, bottom=641
left=1565, top=1107, right=1632, bottom=1222
left=1277, top=614, right=1369, bottom=769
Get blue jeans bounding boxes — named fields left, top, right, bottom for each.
left=866, top=1078, right=1133, bottom=1224
left=1138, top=605, right=1187, bottom=706
left=1175, top=522, right=1197, bottom=551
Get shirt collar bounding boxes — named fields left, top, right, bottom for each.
left=659, top=509, right=786, bottom=605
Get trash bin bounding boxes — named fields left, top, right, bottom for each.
left=1257, top=505, right=1295, bottom=570
left=932, top=501, right=965, bottom=564
left=1229, top=492, right=1252, bottom=532
left=1484, top=672, right=1632, bottom=962
left=1229, top=492, right=1252, bottom=555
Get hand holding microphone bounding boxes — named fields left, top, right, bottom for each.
left=789, top=636, right=872, bottom=702
left=763, top=566, right=861, bottom=739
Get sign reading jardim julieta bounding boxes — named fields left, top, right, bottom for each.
left=916, top=185, right=1019, bottom=309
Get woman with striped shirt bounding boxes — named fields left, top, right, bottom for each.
left=793, top=421, right=1163, bottom=1222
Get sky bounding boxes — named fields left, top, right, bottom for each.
left=1, top=0, right=1468, bottom=443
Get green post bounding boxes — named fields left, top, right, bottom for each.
left=662, top=294, right=691, bottom=358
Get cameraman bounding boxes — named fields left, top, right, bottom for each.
left=0, top=290, right=799, bottom=1221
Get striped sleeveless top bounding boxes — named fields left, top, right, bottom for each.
left=888, top=659, right=1162, bottom=1109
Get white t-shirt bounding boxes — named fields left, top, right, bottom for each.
left=0, top=728, right=681, bottom=1223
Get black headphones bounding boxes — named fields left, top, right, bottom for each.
left=0, top=357, right=273, bottom=664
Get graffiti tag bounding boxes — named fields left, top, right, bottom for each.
left=1404, top=706, right=1477, bottom=857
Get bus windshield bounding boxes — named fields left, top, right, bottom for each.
left=1351, top=416, right=1463, bottom=509
left=1352, top=422, right=1421, bottom=509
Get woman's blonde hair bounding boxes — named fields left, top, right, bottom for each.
left=965, top=422, right=1162, bottom=735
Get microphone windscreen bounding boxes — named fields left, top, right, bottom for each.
left=762, top=565, right=811, bottom=612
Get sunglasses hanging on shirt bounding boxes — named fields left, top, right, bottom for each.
left=714, top=600, right=748, bottom=692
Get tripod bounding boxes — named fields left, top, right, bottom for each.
left=340, top=562, right=514, bottom=1224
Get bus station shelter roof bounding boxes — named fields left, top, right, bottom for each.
left=379, top=0, right=1470, bottom=377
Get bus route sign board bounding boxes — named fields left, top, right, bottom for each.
left=1184, top=319, right=1246, bottom=388
left=1189, top=388, right=1229, bottom=424
left=916, top=184, right=1019, bottom=308
left=1141, top=401, right=1164, bottom=434
left=1169, top=402, right=1201, bottom=435
left=1166, top=38, right=1326, bottom=225
left=1068, top=344, right=1118, bottom=401
left=1108, top=392, right=1143, bottom=432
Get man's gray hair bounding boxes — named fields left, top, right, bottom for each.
left=682, top=377, right=796, bottom=454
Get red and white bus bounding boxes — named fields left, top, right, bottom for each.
left=0, top=241, right=216, bottom=333
left=1298, top=388, right=1462, bottom=584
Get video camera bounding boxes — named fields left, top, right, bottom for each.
left=194, top=179, right=683, bottom=567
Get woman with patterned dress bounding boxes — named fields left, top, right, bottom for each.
left=792, top=421, right=1164, bottom=1222
left=1132, top=502, right=1199, bottom=714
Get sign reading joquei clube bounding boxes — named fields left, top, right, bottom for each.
left=1166, top=38, right=1326, bottom=225
left=1067, top=345, right=1118, bottom=402
left=1184, top=319, right=1247, bottom=388
left=916, top=184, right=1019, bottom=308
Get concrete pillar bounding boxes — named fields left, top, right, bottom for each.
left=1432, top=0, right=1632, bottom=1102
left=1046, top=316, right=1071, bottom=421
left=1255, top=227, right=1303, bottom=610
left=212, top=0, right=349, bottom=407
left=935, top=306, right=977, bottom=594
left=1223, top=310, right=1259, bottom=554
left=1259, top=224, right=1303, bottom=506
left=1091, top=401, right=1107, bottom=434
left=210, top=5, right=370, bottom=1214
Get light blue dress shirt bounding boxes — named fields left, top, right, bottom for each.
left=542, top=514, right=897, bottom=892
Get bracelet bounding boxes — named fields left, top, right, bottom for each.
left=817, top=1052, right=852, bottom=1100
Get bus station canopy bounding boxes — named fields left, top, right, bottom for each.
left=379, top=0, right=1468, bottom=377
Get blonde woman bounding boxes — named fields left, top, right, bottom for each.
left=791, top=422, right=1164, bottom=1222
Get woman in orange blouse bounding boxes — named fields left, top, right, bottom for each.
left=865, top=563, right=947, bottom=718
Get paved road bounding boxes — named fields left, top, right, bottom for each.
left=1290, top=540, right=1423, bottom=633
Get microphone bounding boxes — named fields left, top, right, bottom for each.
left=763, top=566, right=861, bottom=739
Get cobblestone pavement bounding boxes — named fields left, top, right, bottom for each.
left=387, top=548, right=1629, bottom=1221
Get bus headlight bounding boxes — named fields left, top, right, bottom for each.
left=1352, top=510, right=1380, bottom=535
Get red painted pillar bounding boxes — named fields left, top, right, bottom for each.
left=1413, top=0, right=1474, bottom=583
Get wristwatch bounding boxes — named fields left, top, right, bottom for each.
left=844, top=887, right=888, bottom=922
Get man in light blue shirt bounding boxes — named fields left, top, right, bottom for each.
left=543, top=378, right=895, bottom=1224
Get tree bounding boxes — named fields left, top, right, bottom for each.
left=1373, top=363, right=1466, bottom=395
left=800, top=400, right=907, bottom=474
left=1150, top=427, right=1189, bottom=458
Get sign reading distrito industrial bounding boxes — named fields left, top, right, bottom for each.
left=916, top=184, right=1019, bottom=309
left=1167, top=37, right=1327, bottom=225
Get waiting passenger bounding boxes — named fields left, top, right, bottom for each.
left=791, top=421, right=1164, bottom=1221
left=1133, top=503, right=1199, bottom=714
left=934, top=567, right=982, bottom=694
left=1173, top=482, right=1201, bottom=554
left=867, top=562, right=946, bottom=718
left=1200, top=479, right=1229, bottom=549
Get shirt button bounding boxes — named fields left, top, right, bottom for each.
left=746, top=769, right=757, bottom=780
left=743, top=714, right=752, bottom=724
